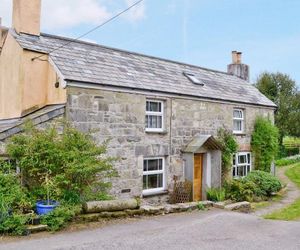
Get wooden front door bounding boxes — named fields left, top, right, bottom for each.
left=193, top=153, right=203, bottom=201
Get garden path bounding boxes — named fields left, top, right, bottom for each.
left=253, top=165, right=300, bottom=217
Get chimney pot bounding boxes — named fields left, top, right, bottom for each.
left=228, top=51, right=250, bottom=82
left=12, top=0, right=41, bottom=36
left=232, top=51, right=238, bottom=64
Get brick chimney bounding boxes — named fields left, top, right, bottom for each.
left=227, top=51, right=249, bottom=82
left=12, top=0, right=41, bottom=36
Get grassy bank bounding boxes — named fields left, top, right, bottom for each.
left=264, top=163, right=300, bottom=221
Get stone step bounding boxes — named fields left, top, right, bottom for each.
left=26, top=224, right=48, bottom=234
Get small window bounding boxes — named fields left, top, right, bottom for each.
left=143, top=158, right=165, bottom=195
left=183, top=72, right=204, bottom=85
left=232, top=152, right=251, bottom=178
left=145, top=100, right=164, bottom=132
left=233, top=109, right=244, bottom=134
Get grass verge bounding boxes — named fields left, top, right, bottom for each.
left=264, top=199, right=300, bottom=220
left=264, top=163, right=300, bottom=221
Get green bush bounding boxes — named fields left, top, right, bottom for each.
left=244, top=171, right=282, bottom=197
left=275, top=156, right=300, bottom=167
left=5, top=121, right=117, bottom=204
left=0, top=170, right=31, bottom=235
left=251, top=117, right=279, bottom=172
left=224, top=171, right=282, bottom=202
left=206, top=188, right=225, bottom=202
left=41, top=205, right=81, bottom=231
left=0, top=213, right=29, bottom=236
left=224, top=179, right=257, bottom=202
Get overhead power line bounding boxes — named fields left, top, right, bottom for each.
left=32, top=0, right=144, bottom=61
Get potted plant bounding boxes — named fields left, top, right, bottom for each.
left=36, top=171, right=59, bottom=215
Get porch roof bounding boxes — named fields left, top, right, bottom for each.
left=183, top=135, right=223, bottom=153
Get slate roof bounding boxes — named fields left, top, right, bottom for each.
left=0, top=104, right=65, bottom=140
left=12, top=30, right=276, bottom=108
left=183, top=135, right=223, bottom=152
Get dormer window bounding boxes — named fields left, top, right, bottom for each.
left=183, top=72, right=204, bottom=86
left=233, top=109, right=244, bottom=134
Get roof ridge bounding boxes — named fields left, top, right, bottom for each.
left=39, top=32, right=234, bottom=77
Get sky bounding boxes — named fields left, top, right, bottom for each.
left=1, top=0, right=299, bottom=86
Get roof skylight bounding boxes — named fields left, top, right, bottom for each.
left=183, top=72, right=204, bottom=86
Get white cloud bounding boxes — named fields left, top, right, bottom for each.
left=41, top=0, right=112, bottom=30
left=123, top=0, right=146, bottom=22
left=0, top=0, right=146, bottom=31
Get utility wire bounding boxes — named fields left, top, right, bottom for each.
left=32, top=0, right=144, bottom=61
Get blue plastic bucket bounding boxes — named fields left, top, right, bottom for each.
left=36, top=200, right=59, bottom=215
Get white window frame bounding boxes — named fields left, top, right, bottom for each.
left=232, top=152, right=251, bottom=178
left=142, top=157, right=165, bottom=195
left=233, top=108, right=244, bottom=134
left=145, top=100, right=164, bottom=132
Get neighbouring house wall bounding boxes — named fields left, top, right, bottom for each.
left=21, top=50, right=66, bottom=115
left=0, top=33, right=66, bottom=120
left=0, top=33, right=23, bottom=118
left=66, top=86, right=275, bottom=199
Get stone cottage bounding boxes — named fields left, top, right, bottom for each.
left=0, top=0, right=276, bottom=202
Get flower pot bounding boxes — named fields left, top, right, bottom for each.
left=36, top=200, right=59, bottom=215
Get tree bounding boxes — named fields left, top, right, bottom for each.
left=255, top=72, right=300, bottom=141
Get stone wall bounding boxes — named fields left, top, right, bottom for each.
left=66, top=86, right=274, bottom=200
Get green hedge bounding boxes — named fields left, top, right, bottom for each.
left=275, top=156, right=300, bottom=167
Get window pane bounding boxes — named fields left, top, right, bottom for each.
left=146, top=101, right=161, bottom=112
left=158, top=159, right=163, bottom=170
left=143, top=160, right=147, bottom=171
left=247, top=153, right=251, bottom=164
left=147, top=174, right=163, bottom=189
left=143, top=175, right=147, bottom=189
left=148, top=159, right=159, bottom=171
left=238, top=155, right=247, bottom=164
left=233, top=110, right=243, bottom=118
left=146, top=115, right=162, bottom=129
left=233, top=167, right=236, bottom=176
left=238, top=166, right=244, bottom=176
left=234, top=120, right=242, bottom=131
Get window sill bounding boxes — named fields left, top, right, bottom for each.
left=142, top=190, right=169, bottom=198
left=145, top=130, right=168, bottom=135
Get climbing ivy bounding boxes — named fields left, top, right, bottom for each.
left=217, top=128, right=238, bottom=183
left=251, top=117, right=279, bottom=172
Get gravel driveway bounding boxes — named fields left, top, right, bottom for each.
left=1, top=209, right=300, bottom=250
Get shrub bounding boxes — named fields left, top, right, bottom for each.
left=224, top=179, right=257, bottom=202
left=0, top=170, right=31, bottom=235
left=244, top=171, right=281, bottom=197
left=0, top=213, right=29, bottom=236
left=217, top=129, right=238, bottom=182
left=0, top=171, right=31, bottom=213
left=5, top=121, right=117, bottom=204
left=41, top=205, right=81, bottom=231
left=251, top=117, right=279, bottom=172
left=206, top=188, right=225, bottom=202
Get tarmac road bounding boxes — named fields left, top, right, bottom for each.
left=1, top=209, right=300, bottom=250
